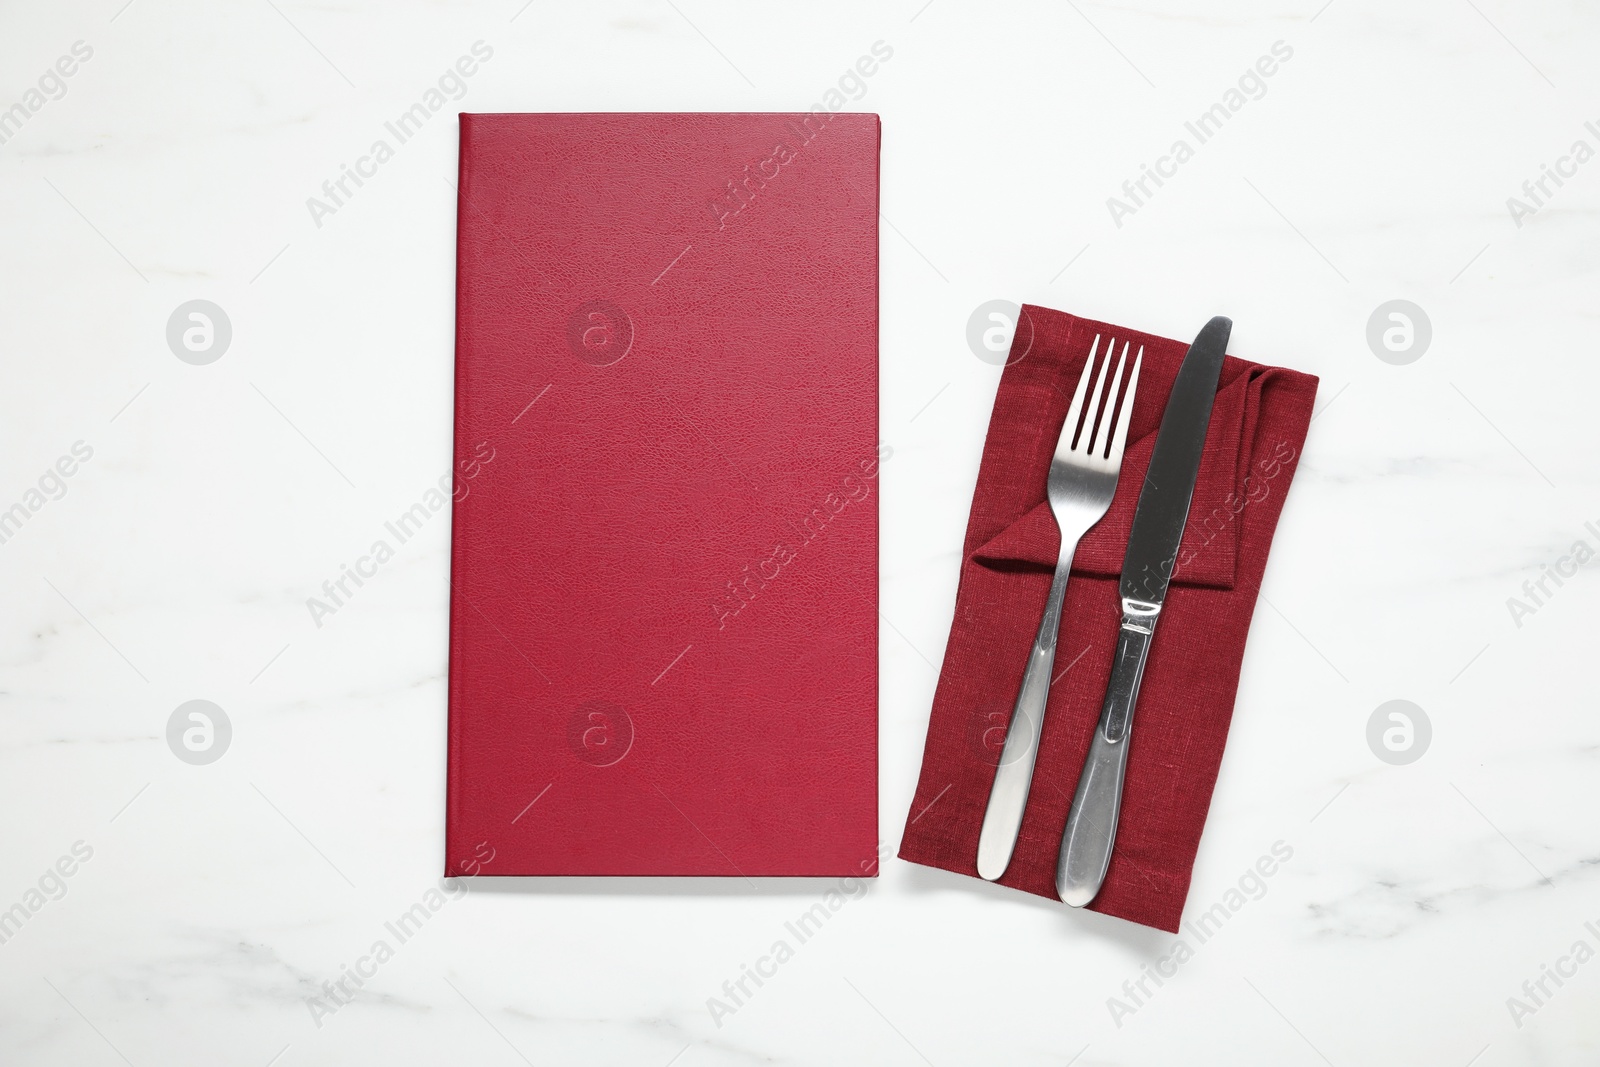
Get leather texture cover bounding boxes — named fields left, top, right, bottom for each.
left=446, top=113, right=881, bottom=878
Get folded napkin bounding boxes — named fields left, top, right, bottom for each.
left=898, top=306, right=1317, bottom=932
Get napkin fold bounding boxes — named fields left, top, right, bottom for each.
left=898, top=306, right=1317, bottom=932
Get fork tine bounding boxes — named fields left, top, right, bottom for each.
left=1106, top=346, right=1143, bottom=465
left=1059, top=335, right=1100, bottom=454
left=1081, top=339, right=1116, bottom=455
left=1090, top=342, right=1130, bottom=458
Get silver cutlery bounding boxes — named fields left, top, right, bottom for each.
left=1057, top=316, right=1231, bottom=907
left=977, top=335, right=1143, bottom=882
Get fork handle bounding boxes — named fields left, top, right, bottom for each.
left=975, top=539, right=1080, bottom=881
left=1055, top=602, right=1157, bottom=906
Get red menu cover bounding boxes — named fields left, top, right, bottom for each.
left=446, top=113, right=881, bottom=878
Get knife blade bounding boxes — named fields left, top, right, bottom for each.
left=1056, top=315, right=1231, bottom=907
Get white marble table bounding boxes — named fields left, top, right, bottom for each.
left=3, top=1, right=1597, bottom=1064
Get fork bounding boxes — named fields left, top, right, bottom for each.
left=976, top=336, right=1142, bottom=882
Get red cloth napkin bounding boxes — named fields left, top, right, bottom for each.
left=898, top=306, right=1317, bottom=932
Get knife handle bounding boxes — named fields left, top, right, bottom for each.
left=1056, top=601, right=1157, bottom=906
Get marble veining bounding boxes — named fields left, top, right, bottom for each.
left=3, top=0, right=1600, bottom=1064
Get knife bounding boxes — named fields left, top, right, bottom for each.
left=1055, top=315, right=1232, bottom=907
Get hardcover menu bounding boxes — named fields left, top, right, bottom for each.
left=446, top=113, right=881, bottom=877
